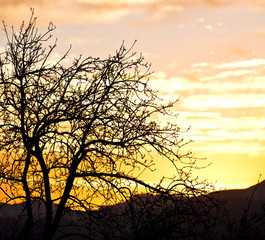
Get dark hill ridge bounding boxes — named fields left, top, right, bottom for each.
left=0, top=181, right=264, bottom=240
left=212, top=180, right=265, bottom=200
left=211, top=180, right=265, bottom=208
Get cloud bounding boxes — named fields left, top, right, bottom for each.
left=182, top=93, right=265, bottom=110
left=192, top=62, right=210, bottom=68
left=200, top=0, right=230, bottom=7
left=150, top=57, right=265, bottom=152
left=202, top=69, right=253, bottom=80
left=204, top=25, right=214, bottom=31
left=1, top=0, right=265, bottom=25
left=153, top=57, right=265, bottom=95
left=214, top=58, right=265, bottom=69
left=0, top=0, right=44, bottom=6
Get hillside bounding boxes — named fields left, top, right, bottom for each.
left=0, top=181, right=264, bottom=240
left=210, top=180, right=265, bottom=218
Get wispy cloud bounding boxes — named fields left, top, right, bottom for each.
left=214, top=58, right=265, bottom=69
left=150, top=56, right=265, bottom=160
left=1, top=0, right=265, bottom=25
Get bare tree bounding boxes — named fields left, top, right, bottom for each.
left=0, top=12, right=205, bottom=240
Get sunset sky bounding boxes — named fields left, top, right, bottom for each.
left=1, top=0, right=265, bottom=189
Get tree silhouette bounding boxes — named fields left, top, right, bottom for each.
left=0, top=12, right=205, bottom=240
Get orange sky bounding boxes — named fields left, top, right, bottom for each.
left=0, top=0, right=265, bottom=189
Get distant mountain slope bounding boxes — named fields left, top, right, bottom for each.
left=212, top=180, right=265, bottom=201
left=210, top=180, right=265, bottom=218
left=0, top=182, right=264, bottom=240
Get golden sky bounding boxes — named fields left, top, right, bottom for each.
left=1, top=0, right=265, bottom=189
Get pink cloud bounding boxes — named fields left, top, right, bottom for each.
left=1, top=0, right=265, bottom=25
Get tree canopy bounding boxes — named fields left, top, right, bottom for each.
left=0, top=12, right=204, bottom=240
